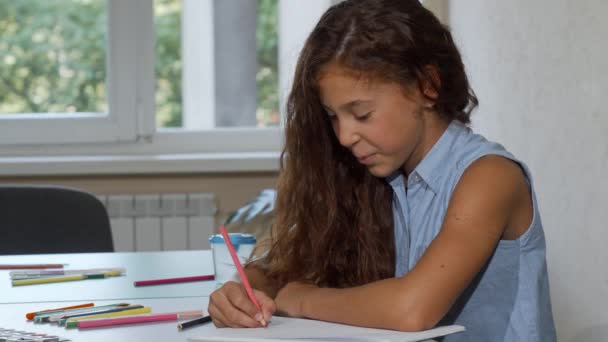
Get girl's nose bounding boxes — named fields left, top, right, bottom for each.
left=335, top=119, right=359, bottom=148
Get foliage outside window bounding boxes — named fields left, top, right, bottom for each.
left=0, top=0, right=279, bottom=129
left=0, top=0, right=107, bottom=114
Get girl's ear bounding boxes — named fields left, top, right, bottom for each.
left=420, top=65, right=441, bottom=104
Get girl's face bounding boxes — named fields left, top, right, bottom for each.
left=317, top=63, right=446, bottom=178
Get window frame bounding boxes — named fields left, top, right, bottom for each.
left=0, top=0, right=154, bottom=146
left=0, top=0, right=337, bottom=176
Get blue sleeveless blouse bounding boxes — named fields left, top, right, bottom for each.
left=389, top=120, right=556, bottom=341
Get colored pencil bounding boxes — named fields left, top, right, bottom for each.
left=44, top=303, right=131, bottom=323
left=78, top=310, right=203, bottom=329
left=11, top=268, right=125, bottom=279
left=133, top=274, right=214, bottom=287
left=26, top=303, right=94, bottom=320
left=58, top=305, right=144, bottom=326
left=0, top=264, right=64, bottom=270
left=219, top=225, right=266, bottom=326
left=65, top=307, right=152, bottom=328
left=12, top=271, right=123, bottom=286
left=177, top=315, right=213, bottom=330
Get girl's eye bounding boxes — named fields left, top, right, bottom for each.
left=356, top=112, right=372, bottom=121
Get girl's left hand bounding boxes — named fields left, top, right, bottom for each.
left=274, top=281, right=319, bottom=318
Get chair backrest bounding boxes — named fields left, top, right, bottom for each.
left=224, top=189, right=275, bottom=243
left=0, top=185, right=114, bottom=255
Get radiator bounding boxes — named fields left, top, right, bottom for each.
left=97, top=193, right=217, bottom=252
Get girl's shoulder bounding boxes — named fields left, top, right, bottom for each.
left=430, top=121, right=523, bottom=193
left=451, top=123, right=516, bottom=170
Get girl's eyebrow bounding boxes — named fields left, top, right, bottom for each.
left=323, top=100, right=373, bottom=114
left=322, top=105, right=336, bottom=115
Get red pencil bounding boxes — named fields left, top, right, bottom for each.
left=78, top=310, right=203, bottom=329
left=133, top=274, right=215, bottom=287
left=0, top=264, right=64, bottom=270
left=219, top=225, right=266, bottom=326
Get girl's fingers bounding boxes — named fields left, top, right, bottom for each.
left=224, top=287, right=263, bottom=327
left=207, top=303, right=227, bottom=328
left=208, top=281, right=271, bottom=328
left=227, top=283, right=262, bottom=320
left=211, top=285, right=260, bottom=328
left=254, top=289, right=277, bottom=322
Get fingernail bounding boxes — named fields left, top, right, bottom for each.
left=255, top=313, right=262, bottom=321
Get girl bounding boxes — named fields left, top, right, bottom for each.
left=208, top=0, right=556, bottom=340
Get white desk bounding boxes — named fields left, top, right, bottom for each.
left=0, top=297, right=210, bottom=342
left=0, top=251, right=216, bottom=304
left=1, top=251, right=438, bottom=342
left=1, top=251, right=215, bottom=341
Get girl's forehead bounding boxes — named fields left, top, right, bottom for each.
left=316, top=61, right=411, bottom=92
left=317, top=71, right=420, bottom=109
left=317, top=69, right=383, bottom=98
left=318, top=62, right=370, bottom=83
left=317, top=64, right=412, bottom=96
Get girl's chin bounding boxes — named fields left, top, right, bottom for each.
left=366, top=164, right=393, bottom=178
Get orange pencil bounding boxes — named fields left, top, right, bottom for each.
left=26, top=303, right=95, bottom=320
left=0, top=264, right=64, bottom=270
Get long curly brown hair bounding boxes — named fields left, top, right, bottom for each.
left=259, top=0, right=478, bottom=291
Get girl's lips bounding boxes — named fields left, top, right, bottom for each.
left=357, top=153, right=376, bottom=165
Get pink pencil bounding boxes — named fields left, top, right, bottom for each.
left=133, top=275, right=214, bottom=287
left=133, top=274, right=215, bottom=286
left=77, top=310, right=203, bottom=329
left=219, top=225, right=266, bottom=326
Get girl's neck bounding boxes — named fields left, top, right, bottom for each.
left=402, top=115, right=450, bottom=176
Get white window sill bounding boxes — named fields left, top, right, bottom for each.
left=0, top=152, right=281, bottom=177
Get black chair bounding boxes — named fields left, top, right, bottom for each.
left=0, top=185, right=114, bottom=255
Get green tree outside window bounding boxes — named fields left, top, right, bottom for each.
left=0, top=0, right=279, bottom=128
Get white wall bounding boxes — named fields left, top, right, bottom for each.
left=279, top=0, right=333, bottom=117
left=447, top=1, right=608, bottom=341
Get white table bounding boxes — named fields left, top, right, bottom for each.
left=1, top=251, right=216, bottom=304
left=1, top=251, right=215, bottom=341
left=0, top=251, right=438, bottom=342
left=0, top=297, right=210, bottom=341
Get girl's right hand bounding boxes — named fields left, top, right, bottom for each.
left=208, top=281, right=276, bottom=328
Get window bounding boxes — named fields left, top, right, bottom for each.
left=0, top=1, right=108, bottom=115
left=155, top=0, right=280, bottom=130
left=0, top=0, right=335, bottom=174
left=0, top=0, right=144, bottom=145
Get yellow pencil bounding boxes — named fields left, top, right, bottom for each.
left=11, top=271, right=123, bottom=286
left=65, top=307, right=152, bottom=325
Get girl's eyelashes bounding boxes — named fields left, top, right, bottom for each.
left=355, top=112, right=372, bottom=121
left=325, top=109, right=371, bottom=121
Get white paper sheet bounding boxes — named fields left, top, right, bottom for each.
left=188, top=317, right=465, bottom=342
